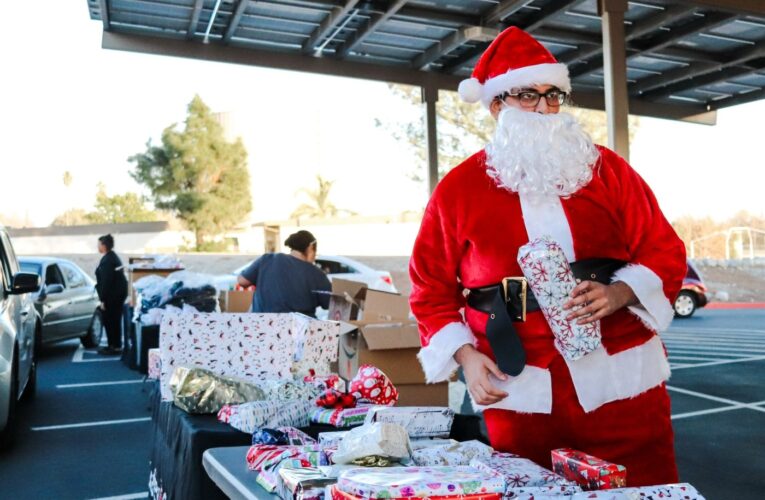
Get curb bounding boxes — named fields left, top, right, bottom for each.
left=706, top=302, right=765, bottom=310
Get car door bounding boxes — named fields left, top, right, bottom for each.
left=40, top=263, right=78, bottom=341
left=0, top=232, right=33, bottom=389
left=59, top=262, right=97, bottom=335
left=315, top=258, right=364, bottom=283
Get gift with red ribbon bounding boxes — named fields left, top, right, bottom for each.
left=316, top=389, right=357, bottom=410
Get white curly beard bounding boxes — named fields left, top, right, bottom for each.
left=485, top=107, right=600, bottom=198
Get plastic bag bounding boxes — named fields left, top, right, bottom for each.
left=331, top=422, right=411, bottom=465
left=169, top=366, right=266, bottom=414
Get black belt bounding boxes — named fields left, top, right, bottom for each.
left=468, top=258, right=626, bottom=376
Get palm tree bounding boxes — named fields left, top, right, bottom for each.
left=291, top=175, right=355, bottom=219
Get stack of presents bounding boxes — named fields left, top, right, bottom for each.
left=146, top=249, right=705, bottom=500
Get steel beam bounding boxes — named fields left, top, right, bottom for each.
left=422, top=85, right=439, bottom=194
left=631, top=41, right=765, bottom=95
left=99, top=0, right=111, bottom=31
left=569, top=11, right=735, bottom=78
left=483, top=0, right=528, bottom=27
left=302, top=0, right=360, bottom=53
left=187, top=0, right=204, bottom=40
left=599, top=0, right=630, bottom=160
left=100, top=30, right=717, bottom=123
left=524, top=0, right=587, bottom=33
left=679, top=0, right=765, bottom=17
left=335, top=0, right=408, bottom=58
left=709, top=87, right=765, bottom=109
left=640, top=65, right=760, bottom=100
left=223, top=0, right=251, bottom=44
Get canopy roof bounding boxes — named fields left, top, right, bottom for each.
left=87, top=0, right=765, bottom=123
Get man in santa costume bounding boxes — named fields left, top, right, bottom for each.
left=410, top=26, right=686, bottom=487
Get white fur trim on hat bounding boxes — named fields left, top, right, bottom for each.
left=458, top=77, right=483, bottom=103
left=480, top=62, right=571, bottom=108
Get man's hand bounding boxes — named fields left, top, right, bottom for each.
left=563, top=281, right=637, bottom=325
left=454, top=344, right=509, bottom=406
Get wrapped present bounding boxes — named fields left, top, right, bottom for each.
left=505, top=485, right=582, bottom=499
left=159, top=313, right=339, bottom=400
left=247, top=444, right=328, bottom=472
left=335, top=466, right=506, bottom=498
left=410, top=438, right=458, bottom=450
left=319, top=431, right=349, bottom=448
left=317, top=389, right=357, bottom=409
left=517, top=237, right=601, bottom=361
left=349, top=365, right=398, bottom=406
left=304, top=370, right=345, bottom=392
left=551, top=448, right=626, bottom=491
left=364, top=406, right=454, bottom=438
left=470, top=453, right=576, bottom=491
left=278, top=466, right=337, bottom=500
left=168, top=366, right=266, bottom=414
left=148, top=348, right=161, bottom=380
left=224, top=400, right=315, bottom=433
left=252, top=427, right=316, bottom=446
left=570, top=483, right=705, bottom=499
left=311, top=406, right=371, bottom=428
left=412, top=440, right=493, bottom=466
left=332, top=423, right=411, bottom=465
left=329, top=485, right=502, bottom=500
left=258, top=379, right=324, bottom=402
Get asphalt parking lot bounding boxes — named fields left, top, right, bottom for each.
left=0, top=308, right=762, bottom=499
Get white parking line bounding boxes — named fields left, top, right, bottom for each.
left=669, top=327, right=765, bottom=335
left=666, top=386, right=765, bottom=414
left=87, top=493, right=148, bottom=500
left=672, top=402, right=765, bottom=420
left=72, top=345, right=120, bottom=363
left=30, top=417, right=151, bottom=431
left=671, top=355, right=765, bottom=370
left=56, top=380, right=143, bottom=389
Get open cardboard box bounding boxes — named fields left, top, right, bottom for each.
left=324, top=278, right=411, bottom=322
left=219, top=289, right=254, bottom=313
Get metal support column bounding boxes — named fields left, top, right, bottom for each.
left=598, top=0, right=630, bottom=160
left=423, top=84, right=439, bottom=195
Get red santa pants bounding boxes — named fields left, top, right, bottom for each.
left=483, top=354, right=678, bottom=487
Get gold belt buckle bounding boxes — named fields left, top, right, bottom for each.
left=502, top=277, right=527, bottom=322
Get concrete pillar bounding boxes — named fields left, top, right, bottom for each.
left=422, top=85, right=439, bottom=194
left=598, top=0, right=630, bottom=160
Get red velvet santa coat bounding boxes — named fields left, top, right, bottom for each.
left=410, top=146, right=686, bottom=414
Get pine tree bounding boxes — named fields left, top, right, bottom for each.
left=129, top=95, right=252, bottom=249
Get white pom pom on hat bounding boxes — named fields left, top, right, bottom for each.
left=458, top=78, right=483, bottom=104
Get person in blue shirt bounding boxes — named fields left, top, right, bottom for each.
left=237, top=230, right=331, bottom=316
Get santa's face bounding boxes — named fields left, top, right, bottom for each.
left=489, top=84, right=563, bottom=117
left=485, top=85, right=600, bottom=199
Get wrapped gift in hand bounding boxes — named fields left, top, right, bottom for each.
left=517, top=236, right=601, bottom=361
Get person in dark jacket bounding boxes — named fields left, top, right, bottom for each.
left=95, top=234, right=128, bottom=355
left=237, top=230, right=331, bottom=316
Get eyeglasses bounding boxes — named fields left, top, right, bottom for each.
left=499, top=89, right=568, bottom=108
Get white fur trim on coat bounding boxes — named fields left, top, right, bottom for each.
left=519, top=194, right=575, bottom=262
left=612, top=264, right=675, bottom=332
left=472, top=365, right=553, bottom=414
left=481, top=63, right=571, bottom=108
left=417, top=322, right=477, bottom=383
left=565, top=335, right=671, bottom=413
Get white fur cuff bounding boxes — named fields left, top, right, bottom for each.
left=612, top=264, right=675, bottom=332
left=417, top=322, right=476, bottom=383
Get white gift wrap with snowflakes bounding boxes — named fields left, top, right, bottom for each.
left=570, top=483, right=705, bottom=499
left=158, top=312, right=339, bottom=400
left=470, top=452, right=578, bottom=491
left=517, top=236, right=601, bottom=361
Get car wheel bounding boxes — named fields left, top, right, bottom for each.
left=0, top=347, right=19, bottom=448
left=674, top=290, right=697, bottom=318
left=81, top=310, right=104, bottom=348
left=21, top=327, right=39, bottom=402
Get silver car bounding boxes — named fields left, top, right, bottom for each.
left=18, top=257, right=102, bottom=348
left=0, top=226, right=41, bottom=446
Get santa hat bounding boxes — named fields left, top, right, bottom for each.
left=458, top=27, right=571, bottom=108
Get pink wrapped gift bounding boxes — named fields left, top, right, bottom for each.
left=148, top=348, right=161, bottom=380
left=517, top=236, right=601, bottom=360
left=570, top=483, right=704, bottom=499
left=470, top=453, right=577, bottom=491
left=336, top=466, right=506, bottom=498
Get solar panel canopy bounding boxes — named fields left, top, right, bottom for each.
left=87, top=0, right=765, bottom=123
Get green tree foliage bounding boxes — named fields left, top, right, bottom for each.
left=379, top=84, right=640, bottom=181
left=129, top=95, right=252, bottom=249
left=86, top=183, right=159, bottom=224
left=291, top=175, right=355, bottom=220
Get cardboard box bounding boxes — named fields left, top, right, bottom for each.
left=338, top=322, right=425, bottom=384
left=325, top=279, right=410, bottom=322
left=396, top=383, right=449, bottom=407
left=219, top=290, right=254, bottom=312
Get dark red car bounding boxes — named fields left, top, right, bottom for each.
left=674, top=260, right=709, bottom=318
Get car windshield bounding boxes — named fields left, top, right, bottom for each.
left=19, top=262, right=42, bottom=276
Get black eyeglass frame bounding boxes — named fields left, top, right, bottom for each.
left=497, top=88, right=569, bottom=108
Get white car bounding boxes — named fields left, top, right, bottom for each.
left=219, top=255, right=397, bottom=293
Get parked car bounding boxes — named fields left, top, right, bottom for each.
left=0, top=226, right=41, bottom=446
left=218, top=255, right=397, bottom=293
left=674, top=260, right=709, bottom=318
left=17, top=257, right=103, bottom=347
